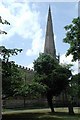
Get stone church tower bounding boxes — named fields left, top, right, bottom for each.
left=44, top=6, right=56, bottom=59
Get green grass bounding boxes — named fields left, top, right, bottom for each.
left=2, top=107, right=80, bottom=120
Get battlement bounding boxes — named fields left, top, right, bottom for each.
left=15, top=64, right=34, bottom=72
left=1, top=59, right=34, bottom=73
left=15, top=64, right=34, bottom=83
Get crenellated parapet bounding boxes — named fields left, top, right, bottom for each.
left=15, top=64, right=34, bottom=83
left=15, top=64, right=34, bottom=72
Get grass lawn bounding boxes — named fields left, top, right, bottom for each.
left=2, top=107, right=80, bottom=120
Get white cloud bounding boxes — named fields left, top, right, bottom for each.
left=0, top=2, right=28, bottom=41
left=26, top=28, right=44, bottom=56
left=60, top=53, right=78, bottom=75
left=0, top=1, right=45, bottom=56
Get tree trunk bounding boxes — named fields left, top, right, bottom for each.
left=68, top=102, right=74, bottom=115
left=47, top=91, right=54, bottom=112
left=23, top=96, right=26, bottom=108
left=64, top=89, right=74, bottom=115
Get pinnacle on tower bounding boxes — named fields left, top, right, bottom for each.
left=44, top=6, right=56, bottom=59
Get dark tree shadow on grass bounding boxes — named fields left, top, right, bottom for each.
left=2, top=112, right=80, bottom=120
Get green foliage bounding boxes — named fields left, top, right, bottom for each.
left=0, top=17, right=24, bottom=99
left=0, top=46, right=22, bottom=62
left=28, top=82, right=47, bottom=95
left=0, top=16, right=10, bottom=34
left=2, top=61, right=23, bottom=98
left=15, top=84, right=29, bottom=97
left=33, top=53, right=58, bottom=75
left=15, top=81, right=47, bottom=99
left=0, top=16, right=10, bottom=25
left=63, top=17, right=80, bottom=61
left=69, top=73, right=80, bottom=98
left=0, top=46, right=23, bottom=99
left=33, top=53, right=71, bottom=96
left=50, top=66, right=71, bottom=96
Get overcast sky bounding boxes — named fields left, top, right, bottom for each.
left=0, top=1, right=79, bottom=74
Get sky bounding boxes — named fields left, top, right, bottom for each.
left=0, top=0, right=79, bottom=74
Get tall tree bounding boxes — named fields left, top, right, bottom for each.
left=2, top=61, right=23, bottom=99
left=63, top=17, right=80, bottom=61
left=0, top=46, right=23, bottom=99
left=0, top=16, right=23, bottom=99
left=0, top=16, right=10, bottom=119
left=66, top=73, right=80, bottom=115
left=33, top=53, right=71, bottom=112
left=69, top=73, right=80, bottom=102
left=63, top=17, right=80, bottom=114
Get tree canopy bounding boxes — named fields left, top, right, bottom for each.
left=33, top=53, right=72, bottom=112
left=33, top=53, right=71, bottom=95
left=63, top=17, right=80, bottom=61
left=69, top=73, right=80, bottom=99
left=0, top=17, right=23, bottom=99
left=1, top=47, right=23, bottom=99
left=2, top=61, right=23, bottom=99
left=34, top=53, right=58, bottom=75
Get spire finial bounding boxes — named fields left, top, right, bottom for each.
left=49, top=5, right=51, bottom=13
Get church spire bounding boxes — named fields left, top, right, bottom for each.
left=44, top=6, right=56, bottom=58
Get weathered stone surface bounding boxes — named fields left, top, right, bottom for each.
left=44, top=6, right=56, bottom=59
